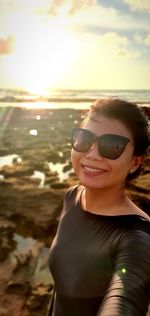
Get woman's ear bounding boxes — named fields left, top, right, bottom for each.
left=129, top=155, right=144, bottom=174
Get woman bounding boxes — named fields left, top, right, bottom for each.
left=49, top=98, right=150, bottom=316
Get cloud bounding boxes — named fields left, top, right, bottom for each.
left=99, top=32, right=140, bottom=60
left=0, top=36, right=13, bottom=54
left=100, top=32, right=128, bottom=46
left=134, top=33, right=150, bottom=45
left=76, top=31, right=140, bottom=65
left=123, top=0, right=150, bottom=12
left=38, top=0, right=96, bottom=16
left=40, top=2, right=149, bottom=33
left=117, top=47, right=140, bottom=59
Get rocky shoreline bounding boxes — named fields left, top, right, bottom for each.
left=0, top=106, right=149, bottom=316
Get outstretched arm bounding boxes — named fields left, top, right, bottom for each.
left=97, top=230, right=150, bottom=316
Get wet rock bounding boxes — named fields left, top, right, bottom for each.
left=6, top=280, right=31, bottom=296
left=0, top=219, right=16, bottom=261
left=50, top=181, right=70, bottom=189
left=0, top=180, right=63, bottom=238
left=0, top=237, right=53, bottom=316
left=0, top=163, right=34, bottom=178
left=63, top=162, right=72, bottom=172
left=26, top=284, right=52, bottom=313
left=21, top=176, right=41, bottom=186
left=44, top=170, right=59, bottom=180
left=44, top=176, right=60, bottom=186
left=21, top=150, right=50, bottom=170
left=131, top=174, right=150, bottom=193
left=67, top=173, right=79, bottom=187
left=0, top=148, right=10, bottom=156
left=0, top=254, right=18, bottom=290
left=47, top=151, right=65, bottom=164
left=0, top=176, right=41, bottom=187
left=44, top=170, right=60, bottom=186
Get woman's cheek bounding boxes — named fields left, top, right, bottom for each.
left=71, top=149, right=81, bottom=174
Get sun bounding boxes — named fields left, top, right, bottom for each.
left=3, top=14, right=80, bottom=95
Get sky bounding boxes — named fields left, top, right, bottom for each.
left=0, top=0, right=150, bottom=93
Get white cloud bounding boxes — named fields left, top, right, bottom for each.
left=34, top=0, right=97, bottom=16
left=57, top=3, right=149, bottom=32
left=73, top=31, right=140, bottom=67
left=134, top=33, right=150, bottom=46
left=117, top=47, right=140, bottom=59
left=0, top=1, right=149, bottom=36
left=123, top=0, right=150, bottom=12
left=100, top=32, right=128, bottom=46
left=55, top=31, right=147, bottom=89
left=99, top=32, right=140, bottom=60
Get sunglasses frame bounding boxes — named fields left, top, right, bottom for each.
left=71, top=128, right=131, bottom=160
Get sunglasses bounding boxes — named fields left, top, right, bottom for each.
left=71, top=128, right=131, bottom=160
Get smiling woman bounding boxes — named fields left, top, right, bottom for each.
left=3, top=14, right=80, bottom=95
left=48, top=98, right=150, bottom=316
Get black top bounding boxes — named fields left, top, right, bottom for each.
left=49, top=185, right=150, bottom=316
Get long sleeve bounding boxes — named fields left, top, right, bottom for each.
left=97, top=229, right=150, bottom=316
left=49, top=185, right=150, bottom=316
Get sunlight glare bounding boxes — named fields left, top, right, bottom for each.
left=2, top=13, right=80, bottom=95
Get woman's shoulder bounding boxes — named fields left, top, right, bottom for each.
left=64, top=184, right=85, bottom=200
left=65, top=184, right=83, bottom=199
left=63, top=185, right=84, bottom=209
left=132, top=205, right=150, bottom=221
left=122, top=199, right=150, bottom=222
left=115, top=215, right=150, bottom=261
left=117, top=212, right=150, bottom=236
left=117, top=213, right=150, bottom=252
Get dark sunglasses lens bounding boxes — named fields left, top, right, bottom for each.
left=72, top=129, right=94, bottom=152
left=99, top=135, right=129, bottom=159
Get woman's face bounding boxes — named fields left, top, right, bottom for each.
left=71, top=115, right=141, bottom=191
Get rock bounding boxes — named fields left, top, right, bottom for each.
left=63, top=162, right=72, bottom=172
left=26, top=284, right=52, bottom=312
left=0, top=238, right=53, bottom=316
left=0, top=180, right=64, bottom=238
left=20, top=176, right=41, bottom=186
left=0, top=219, right=16, bottom=261
left=131, top=174, right=150, bottom=193
left=0, top=163, right=34, bottom=178
left=6, top=280, right=31, bottom=296
left=0, top=148, right=10, bottom=156
left=50, top=181, right=70, bottom=189
left=44, top=176, right=60, bottom=186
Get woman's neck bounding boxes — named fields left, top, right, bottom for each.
left=81, top=186, right=149, bottom=220
left=82, top=186, right=127, bottom=215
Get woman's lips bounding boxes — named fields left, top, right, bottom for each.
left=82, top=164, right=106, bottom=176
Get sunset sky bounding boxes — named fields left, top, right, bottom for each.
left=0, top=0, right=150, bottom=93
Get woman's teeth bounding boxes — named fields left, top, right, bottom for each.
left=83, top=166, right=105, bottom=174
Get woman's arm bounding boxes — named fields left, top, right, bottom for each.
left=97, top=229, right=150, bottom=316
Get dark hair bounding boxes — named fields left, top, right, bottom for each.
left=82, top=98, right=149, bottom=179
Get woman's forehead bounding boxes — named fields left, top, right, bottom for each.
left=82, top=115, right=133, bottom=138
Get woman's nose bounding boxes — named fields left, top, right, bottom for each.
left=85, top=142, right=102, bottom=160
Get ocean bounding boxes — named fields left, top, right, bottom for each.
left=0, top=88, right=150, bottom=109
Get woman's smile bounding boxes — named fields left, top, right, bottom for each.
left=81, top=164, right=107, bottom=176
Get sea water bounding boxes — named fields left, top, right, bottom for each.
left=0, top=88, right=150, bottom=109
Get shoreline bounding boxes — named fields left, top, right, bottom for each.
left=0, top=99, right=150, bottom=105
